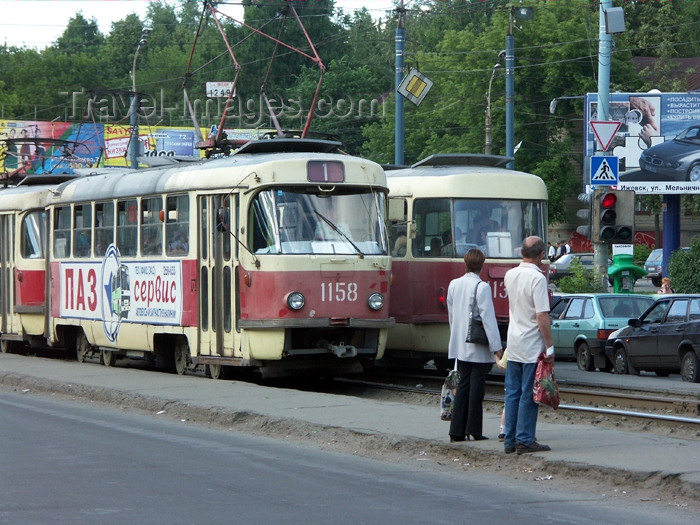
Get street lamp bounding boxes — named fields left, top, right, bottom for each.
left=129, top=27, right=151, bottom=169
left=485, top=61, right=502, bottom=155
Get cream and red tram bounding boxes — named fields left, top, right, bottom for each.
left=1, top=139, right=393, bottom=377
left=385, top=154, right=548, bottom=367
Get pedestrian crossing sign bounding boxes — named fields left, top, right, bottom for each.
left=590, top=155, right=618, bottom=186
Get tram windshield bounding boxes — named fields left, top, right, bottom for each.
left=409, top=198, right=546, bottom=259
left=250, top=188, right=388, bottom=255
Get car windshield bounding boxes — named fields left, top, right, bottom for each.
left=645, top=249, right=663, bottom=265
left=675, top=126, right=700, bottom=144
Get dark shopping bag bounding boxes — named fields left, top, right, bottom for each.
left=533, top=354, right=560, bottom=410
left=440, top=362, right=460, bottom=421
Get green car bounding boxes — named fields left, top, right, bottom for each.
left=549, top=293, right=655, bottom=371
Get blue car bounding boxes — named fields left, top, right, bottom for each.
left=550, top=293, right=655, bottom=371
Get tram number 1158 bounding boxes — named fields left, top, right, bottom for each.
left=321, top=282, right=358, bottom=302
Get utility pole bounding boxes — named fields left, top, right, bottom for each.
left=594, top=2, right=613, bottom=284
left=505, top=1, right=514, bottom=169
left=395, top=0, right=405, bottom=166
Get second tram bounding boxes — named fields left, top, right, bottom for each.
left=384, top=154, right=549, bottom=367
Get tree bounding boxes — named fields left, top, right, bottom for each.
left=55, top=13, right=104, bottom=55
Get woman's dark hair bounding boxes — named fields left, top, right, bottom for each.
left=464, top=248, right=485, bottom=273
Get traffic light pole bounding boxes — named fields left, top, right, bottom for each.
left=594, top=242, right=609, bottom=289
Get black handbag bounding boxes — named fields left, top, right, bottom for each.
left=465, top=281, right=490, bottom=345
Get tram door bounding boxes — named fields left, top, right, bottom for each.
left=0, top=214, right=17, bottom=337
left=197, top=194, right=237, bottom=358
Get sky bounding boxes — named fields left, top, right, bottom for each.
left=1, top=0, right=398, bottom=49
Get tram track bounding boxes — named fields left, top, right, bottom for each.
left=333, top=372, right=700, bottom=427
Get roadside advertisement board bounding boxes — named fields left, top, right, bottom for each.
left=585, top=92, right=700, bottom=194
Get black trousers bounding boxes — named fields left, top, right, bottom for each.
left=449, top=360, right=493, bottom=439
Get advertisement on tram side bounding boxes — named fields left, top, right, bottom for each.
left=59, top=245, right=183, bottom=342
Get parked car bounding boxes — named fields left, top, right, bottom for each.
left=638, top=124, right=700, bottom=182
left=550, top=293, right=655, bottom=371
left=549, top=253, right=612, bottom=282
left=643, top=247, right=689, bottom=287
left=605, top=294, right=700, bottom=382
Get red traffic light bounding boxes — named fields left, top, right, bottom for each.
left=601, top=192, right=617, bottom=208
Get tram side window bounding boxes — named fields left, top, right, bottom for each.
left=73, top=204, right=92, bottom=258
left=95, top=201, right=115, bottom=256
left=117, top=199, right=138, bottom=256
left=388, top=198, right=408, bottom=258
left=53, top=206, right=71, bottom=258
left=413, top=199, right=452, bottom=257
left=215, top=195, right=231, bottom=261
left=22, top=210, right=46, bottom=259
left=141, top=197, right=164, bottom=256
left=166, top=195, right=190, bottom=256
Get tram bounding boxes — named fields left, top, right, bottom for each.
left=0, top=139, right=393, bottom=378
left=384, top=154, right=549, bottom=367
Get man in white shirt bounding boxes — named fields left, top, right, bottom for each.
left=503, top=236, right=554, bottom=455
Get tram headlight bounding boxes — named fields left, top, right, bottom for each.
left=286, top=291, right=305, bottom=311
left=368, top=292, right=384, bottom=311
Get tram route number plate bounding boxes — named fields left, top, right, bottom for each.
left=205, top=82, right=235, bottom=98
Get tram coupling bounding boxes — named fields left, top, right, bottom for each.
left=324, top=341, right=357, bottom=358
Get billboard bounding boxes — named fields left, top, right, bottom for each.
left=1, top=121, right=104, bottom=176
left=585, top=92, right=700, bottom=194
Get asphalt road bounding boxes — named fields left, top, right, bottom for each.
left=1, top=389, right=696, bottom=525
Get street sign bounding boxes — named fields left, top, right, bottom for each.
left=397, top=68, right=433, bottom=106
left=590, top=155, right=618, bottom=185
left=205, top=82, right=235, bottom=98
left=589, top=120, right=621, bottom=151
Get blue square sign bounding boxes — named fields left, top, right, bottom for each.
left=590, top=156, right=618, bottom=186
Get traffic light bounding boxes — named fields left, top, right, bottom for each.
left=592, top=188, right=635, bottom=244
left=575, top=192, right=593, bottom=238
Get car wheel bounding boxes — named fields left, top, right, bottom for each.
left=651, top=277, right=662, bottom=287
left=688, top=161, right=700, bottom=183
left=613, top=347, right=639, bottom=376
left=576, top=342, right=595, bottom=372
left=681, top=352, right=700, bottom=383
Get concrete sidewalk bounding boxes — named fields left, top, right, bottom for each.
left=1, top=352, right=698, bottom=500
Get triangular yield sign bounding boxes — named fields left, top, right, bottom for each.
left=590, top=121, right=621, bottom=152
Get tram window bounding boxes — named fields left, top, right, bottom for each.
left=413, top=199, right=451, bottom=258
left=200, top=198, right=208, bottom=260
left=166, top=195, right=190, bottom=256
left=117, top=199, right=138, bottom=256
left=73, top=204, right=92, bottom=258
left=215, top=195, right=231, bottom=261
left=21, top=210, right=46, bottom=259
left=223, top=266, right=232, bottom=332
left=95, top=201, right=114, bottom=257
left=200, top=266, right=209, bottom=331
left=53, top=206, right=71, bottom=258
left=141, top=197, right=163, bottom=256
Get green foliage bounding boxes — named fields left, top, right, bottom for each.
left=556, top=258, right=607, bottom=294
left=668, top=242, right=700, bottom=294
left=633, top=243, right=652, bottom=267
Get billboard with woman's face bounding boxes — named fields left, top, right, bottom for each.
left=585, top=92, right=700, bottom=194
